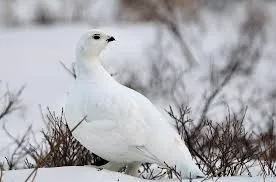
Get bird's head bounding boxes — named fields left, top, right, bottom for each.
left=76, top=30, right=115, bottom=60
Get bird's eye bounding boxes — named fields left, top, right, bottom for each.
left=93, top=35, right=100, bottom=40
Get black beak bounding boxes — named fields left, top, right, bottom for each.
left=107, top=36, right=115, bottom=42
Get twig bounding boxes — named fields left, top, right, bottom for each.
left=199, top=61, right=240, bottom=122
left=0, top=86, right=25, bottom=120
left=60, top=61, right=76, bottom=79
left=0, top=164, right=3, bottom=182
left=24, top=111, right=89, bottom=181
left=164, top=162, right=182, bottom=182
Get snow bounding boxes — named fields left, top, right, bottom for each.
left=2, top=166, right=276, bottom=182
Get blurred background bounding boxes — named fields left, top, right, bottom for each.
left=0, top=0, right=275, bottom=164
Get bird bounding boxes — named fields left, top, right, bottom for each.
left=64, top=30, right=204, bottom=179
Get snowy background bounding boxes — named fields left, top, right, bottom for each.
left=0, top=0, right=275, bottom=181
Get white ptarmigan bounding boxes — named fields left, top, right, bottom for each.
left=65, top=30, right=204, bottom=178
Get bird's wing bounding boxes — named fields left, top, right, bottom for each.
left=80, top=93, right=146, bottom=143
left=74, top=86, right=166, bottom=163
left=135, top=146, right=161, bottom=164
left=83, top=117, right=117, bottom=131
left=82, top=112, right=161, bottom=163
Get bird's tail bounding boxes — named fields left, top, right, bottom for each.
left=165, top=149, right=204, bottom=179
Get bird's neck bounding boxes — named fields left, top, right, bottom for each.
left=75, top=57, right=111, bottom=81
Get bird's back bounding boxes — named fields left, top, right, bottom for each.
left=118, top=85, right=204, bottom=177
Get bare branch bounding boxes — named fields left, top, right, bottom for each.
left=0, top=163, right=3, bottom=182
left=199, top=61, right=240, bottom=122
left=60, top=61, right=76, bottom=79
left=168, top=106, right=260, bottom=177
left=0, top=86, right=25, bottom=121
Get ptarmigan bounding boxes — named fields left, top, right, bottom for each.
left=65, top=30, right=204, bottom=178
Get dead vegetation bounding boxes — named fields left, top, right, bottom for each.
left=2, top=108, right=107, bottom=181
left=136, top=106, right=276, bottom=179
left=257, top=119, right=276, bottom=176
left=120, top=0, right=267, bottom=107
left=0, top=163, right=3, bottom=182
left=32, top=109, right=106, bottom=167
left=0, top=85, right=25, bottom=121
left=120, top=0, right=200, bottom=68
left=2, top=105, right=275, bottom=180
left=3, top=109, right=107, bottom=168
left=120, top=0, right=201, bottom=23
left=168, top=106, right=256, bottom=177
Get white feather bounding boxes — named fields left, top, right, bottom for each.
left=65, top=30, right=204, bottom=178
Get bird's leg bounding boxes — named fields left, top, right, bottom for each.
left=125, top=162, right=141, bottom=177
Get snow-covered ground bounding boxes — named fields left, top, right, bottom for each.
left=2, top=166, right=276, bottom=182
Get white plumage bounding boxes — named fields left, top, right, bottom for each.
left=65, top=30, right=203, bottom=178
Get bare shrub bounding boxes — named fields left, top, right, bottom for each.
left=3, top=125, right=34, bottom=170
left=119, top=3, right=268, bottom=124
left=122, top=29, right=186, bottom=101
left=138, top=105, right=276, bottom=179
left=139, top=163, right=167, bottom=180
left=168, top=105, right=259, bottom=177
left=3, top=109, right=107, bottom=173
left=221, top=1, right=266, bottom=77
left=199, top=61, right=240, bottom=122
left=120, top=0, right=201, bottom=23
left=0, top=85, right=25, bottom=121
left=35, top=109, right=107, bottom=167
left=0, top=84, right=26, bottom=171
left=122, top=1, right=268, bottom=114
left=3, top=104, right=276, bottom=179
left=199, top=2, right=267, bottom=122
left=257, top=119, right=276, bottom=176
left=120, top=26, right=196, bottom=105
left=33, top=2, right=57, bottom=25
left=0, top=162, right=3, bottom=182
left=120, top=0, right=199, bottom=68
left=139, top=162, right=190, bottom=181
